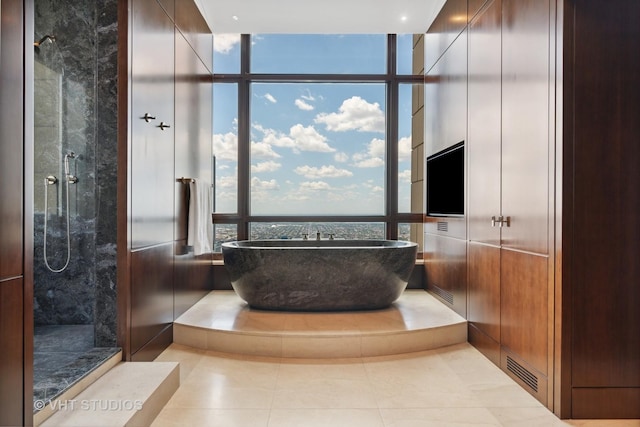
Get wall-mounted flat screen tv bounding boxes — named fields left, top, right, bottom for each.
left=426, top=142, right=464, bottom=217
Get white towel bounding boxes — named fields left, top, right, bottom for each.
left=188, top=180, right=213, bottom=256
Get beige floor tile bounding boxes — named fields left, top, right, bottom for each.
left=151, top=407, right=270, bottom=427
left=268, top=409, right=384, bottom=427
left=380, top=408, right=502, bottom=426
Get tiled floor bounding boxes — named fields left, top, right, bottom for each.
left=151, top=290, right=640, bottom=427
left=152, top=343, right=639, bottom=427
left=33, top=325, right=121, bottom=408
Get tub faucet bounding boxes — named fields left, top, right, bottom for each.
left=326, top=233, right=335, bottom=240
left=302, top=233, right=308, bottom=240
left=316, top=231, right=321, bottom=240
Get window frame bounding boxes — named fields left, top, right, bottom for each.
left=212, top=34, right=423, bottom=245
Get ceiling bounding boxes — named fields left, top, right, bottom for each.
left=194, top=0, right=446, bottom=34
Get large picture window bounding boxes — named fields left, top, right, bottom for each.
left=212, top=34, right=424, bottom=252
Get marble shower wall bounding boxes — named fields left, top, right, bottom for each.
left=34, top=0, right=118, bottom=347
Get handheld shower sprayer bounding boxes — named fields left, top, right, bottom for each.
left=64, top=152, right=78, bottom=184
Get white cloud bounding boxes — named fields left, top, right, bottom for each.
left=334, top=152, right=349, bottom=163
left=216, top=175, right=237, bottom=189
left=251, top=141, right=281, bottom=159
left=213, top=132, right=238, bottom=161
left=294, top=165, right=353, bottom=179
left=264, top=93, right=277, bottom=103
left=399, top=136, right=412, bottom=161
left=399, top=169, right=412, bottom=183
left=251, top=161, right=281, bottom=173
left=289, top=124, right=336, bottom=152
left=299, top=181, right=331, bottom=191
left=251, top=177, right=279, bottom=190
left=315, top=96, right=385, bottom=133
left=213, top=34, right=240, bottom=54
left=352, top=137, right=385, bottom=168
left=354, top=157, right=384, bottom=168
left=295, top=99, right=314, bottom=111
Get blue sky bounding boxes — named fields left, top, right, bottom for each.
left=212, top=34, right=415, bottom=215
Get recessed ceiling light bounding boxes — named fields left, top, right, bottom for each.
left=400, top=15, right=408, bottom=22
left=232, top=15, right=239, bottom=21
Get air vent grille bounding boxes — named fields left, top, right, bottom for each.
left=431, top=284, right=454, bottom=305
left=506, top=356, right=538, bottom=392
left=437, top=221, right=448, bottom=232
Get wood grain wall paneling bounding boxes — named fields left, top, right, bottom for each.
left=467, top=0, right=502, bottom=246
left=468, top=242, right=500, bottom=342
left=424, top=29, right=467, bottom=157
left=0, top=0, right=25, bottom=279
left=130, top=243, right=175, bottom=356
left=500, top=0, right=550, bottom=255
left=570, top=0, right=640, bottom=392
left=424, top=235, right=467, bottom=317
left=130, top=0, right=175, bottom=249
left=501, top=249, right=548, bottom=376
left=424, top=0, right=467, bottom=72
left=175, top=0, right=213, bottom=71
left=0, top=278, right=24, bottom=427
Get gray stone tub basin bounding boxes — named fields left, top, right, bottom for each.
left=221, top=239, right=418, bottom=311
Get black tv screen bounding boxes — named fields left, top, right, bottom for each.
left=426, top=142, right=464, bottom=216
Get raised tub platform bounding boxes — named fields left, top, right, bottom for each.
left=173, top=290, right=467, bottom=358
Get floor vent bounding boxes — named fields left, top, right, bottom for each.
left=430, top=285, right=454, bottom=305
left=437, top=221, right=448, bottom=232
left=506, top=355, right=538, bottom=392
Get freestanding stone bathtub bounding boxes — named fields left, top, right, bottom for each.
left=221, top=239, right=418, bottom=311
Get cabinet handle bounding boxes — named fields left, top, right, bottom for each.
left=491, top=215, right=511, bottom=227
left=142, top=113, right=156, bottom=122
left=158, top=122, right=171, bottom=130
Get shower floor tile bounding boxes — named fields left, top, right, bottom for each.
left=33, top=325, right=120, bottom=410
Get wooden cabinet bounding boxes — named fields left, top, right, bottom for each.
left=424, top=24, right=468, bottom=317
left=0, top=0, right=28, bottom=424
left=424, top=28, right=467, bottom=158
left=173, top=26, right=213, bottom=319
left=130, top=0, right=175, bottom=249
left=424, top=235, right=467, bottom=317
left=465, top=0, right=553, bottom=407
left=124, top=0, right=212, bottom=361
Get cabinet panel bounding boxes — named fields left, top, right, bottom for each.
left=175, top=0, right=213, bottom=71
left=467, top=0, right=501, bottom=246
left=174, top=32, right=212, bottom=241
left=131, top=0, right=175, bottom=248
left=174, top=240, right=212, bottom=319
left=570, top=0, right=640, bottom=390
left=0, top=278, right=24, bottom=427
left=130, top=243, right=174, bottom=355
left=424, top=29, right=467, bottom=157
left=501, top=249, right=548, bottom=376
left=500, top=0, right=550, bottom=255
left=468, top=242, right=500, bottom=343
left=424, top=234, right=467, bottom=317
left=0, top=0, right=24, bottom=279
left=424, top=0, right=467, bottom=72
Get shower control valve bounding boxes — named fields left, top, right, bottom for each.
left=45, top=175, right=58, bottom=185
left=142, top=113, right=156, bottom=122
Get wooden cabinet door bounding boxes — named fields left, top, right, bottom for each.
left=500, top=0, right=550, bottom=255
left=467, top=0, right=501, bottom=246
left=424, top=29, right=467, bottom=157
left=131, top=0, right=175, bottom=248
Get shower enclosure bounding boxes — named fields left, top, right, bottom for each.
left=33, top=0, right=119, bottom=409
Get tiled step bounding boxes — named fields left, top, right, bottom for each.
left=174, top=290, right=467, bottom=358
left=39, top=362, right=179, bottom=427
